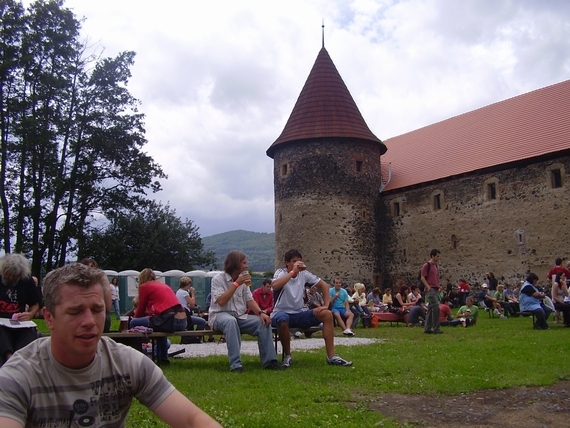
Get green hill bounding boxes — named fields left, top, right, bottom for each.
left=202, top=230, right=275, bottom=273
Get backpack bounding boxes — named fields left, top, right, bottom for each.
left=418, top=262, right=431, bottom=281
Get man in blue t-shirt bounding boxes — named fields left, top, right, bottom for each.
left=329, top=277, right=355, bottom=336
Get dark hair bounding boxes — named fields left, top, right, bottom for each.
left=430, top=249, right=440, bottom=258
left=555, top=272, right=566, bottom=285
left=416, top=297, right=425, bottom=305
left=224, top=250, right=246, bottom=274
left=262, top=278, right=272, bottom=286
left=555, top=257, right=563, bottom=266
left=79, top=258, right=99, bottom=268
left=525, top=272, right=539, bottom=283
left=399, top=285, right=410, bottom=296
left=441, top=296, right=450, bottom=303
left=284, top=249, right=302, bottom=263
left=410, top=285, right=418, bottom=291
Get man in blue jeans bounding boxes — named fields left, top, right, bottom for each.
left=208, top=251, right=283, bottom=372
left=421, top=249, right=443, bottom=334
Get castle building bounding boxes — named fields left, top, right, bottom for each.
left=268, top=45, right=570, bottom=288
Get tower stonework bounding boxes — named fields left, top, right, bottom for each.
left=267, top=48, right=386, bottom=284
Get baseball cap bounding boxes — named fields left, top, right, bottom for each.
left=482, top=283, right=488, bottom=288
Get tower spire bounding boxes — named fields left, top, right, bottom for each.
left=322, top=20, right=325, bottom=48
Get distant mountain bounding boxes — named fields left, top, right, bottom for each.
left=202, top=230, right=275, bottom=273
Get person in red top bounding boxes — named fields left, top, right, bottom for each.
left=130, top=268, right=187, bottom=365
left=249, top=278, right=274, bottom=315
left=421, top=249, right=442, bottom=334
left=439, top=296, right=462, bottom=326
left=546, top=258, right=570, bottom=283
left=458, top=278, right=470, bottom=306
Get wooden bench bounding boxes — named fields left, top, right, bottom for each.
left=371, top=312, right=406, bottom=326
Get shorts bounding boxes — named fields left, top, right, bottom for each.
left=331, top=307, right=347, bottom=318
left=272, top=310, right=320, bottom=329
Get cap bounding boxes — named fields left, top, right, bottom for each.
left=482, top=283, right=488, bottom=288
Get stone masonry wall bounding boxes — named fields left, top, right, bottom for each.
left=382, top=156, right=570, bottom=287
left=273, top=138, right=383, bottom=285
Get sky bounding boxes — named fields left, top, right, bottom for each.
left=57, top=0, right=570, bottom=237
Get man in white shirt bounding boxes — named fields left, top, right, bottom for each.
left=271, top=249, right=352, bottom=368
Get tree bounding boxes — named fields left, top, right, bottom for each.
left=0, top=0, right=166, bottom=275
left=81, top=202, right=216, bottom=272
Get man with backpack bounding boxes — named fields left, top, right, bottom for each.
left=420, top=249, right=443, bottom=334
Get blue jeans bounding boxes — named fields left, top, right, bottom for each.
left=130, top=316, right=186, bottom=360
left=112, top=299, right=121, bottom=319
left=212, top=312, right=277, bottom=370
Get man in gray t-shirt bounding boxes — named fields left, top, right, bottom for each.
left=271, top=249, right=352, bottom=368
left=0, top=263, right=221, bottom=428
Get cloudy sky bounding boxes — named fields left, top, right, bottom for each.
left=59, top=0, right=570, bottom=237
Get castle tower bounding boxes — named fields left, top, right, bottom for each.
left=266, top=47, right=387, bottom=284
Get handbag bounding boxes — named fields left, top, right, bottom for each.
left=149, top=312, right=176, bottom=332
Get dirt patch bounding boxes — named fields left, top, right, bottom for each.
left=364, top=381, right=570, bottom=427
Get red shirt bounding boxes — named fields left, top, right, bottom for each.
left=458, top=280, right=470, bottom=293
left=134, top=281, right=180, bottom=317
left=251, top=287, right=274, bottom=314
left=439, top=304, right=452, bottom=322
left=546, top=266, right=570, bottom=281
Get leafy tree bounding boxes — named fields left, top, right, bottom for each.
left=0, top=0, right=166, bottom=275
left=82, top=202, right=216, bottom=272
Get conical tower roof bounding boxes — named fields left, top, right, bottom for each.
left=266, top=47, right=386, bottom=158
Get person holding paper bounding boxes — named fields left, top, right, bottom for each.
left=0, top=254, right=40, bottom=367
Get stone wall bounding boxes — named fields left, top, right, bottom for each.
left=381, top=155, right=570, bottom=287
left=272, top=138, right=383, bottom=285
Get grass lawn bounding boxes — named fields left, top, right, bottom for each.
left=34, top=313, right=570, bottom=427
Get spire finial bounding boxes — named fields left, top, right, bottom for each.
left=322, top=20, right=325, bottom=48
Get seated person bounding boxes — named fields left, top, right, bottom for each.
left=552, top=272, right=570, bottom=327
left=456, top=296, right=478, bottom=326
left=209, top=251, right=283, bottom=371
left=478, top=283, right=506, bottom=318
left=407, top=285, right=422, bottom=304
left=504, top=283, right=520, bottom=313
left=0, top=254, right=40, bottom=367
left=520, top=272, right=552, bottom=330
left=439, top=296, right=462, bottom=326
left=392, top=285, right=414, bottom=324
left=351, top=283, right=371, bottom=328
left=329, top=277, right=355, bottom=336
left=367, top=287, right=387, bottom=312
left=249, top=278, right=274, bottom=314
left=176, top=277, right=206, bottom=344
left=494, top=284, right=516, bottom=317
left=382, top=288, right=393, bottom=309
left=408, top=298, right=426, bottom=327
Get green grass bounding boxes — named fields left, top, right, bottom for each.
left=34, top=314, right=570, bottom=427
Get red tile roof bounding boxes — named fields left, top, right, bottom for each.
left=267, top=48, right=386, bottom=158
left=381, top=80, right=570, bottom=192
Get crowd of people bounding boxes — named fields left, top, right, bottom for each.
left=1, top=249, right=569, bottom=425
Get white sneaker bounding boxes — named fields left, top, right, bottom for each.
left=294, top=331, right=303, bottom=338
left=326, top=355, right=353, bottom=366
left=500, top=315, right=508, bottom=319
left=342, top=329, right=355, bottom=336
left=282, top=354, right=293, bottom=368
left=494, top=309, right=501, bottom=315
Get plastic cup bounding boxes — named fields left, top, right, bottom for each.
left=241, top=271, right=252, bottom=287
left=119, top=316, right=129, bottom=332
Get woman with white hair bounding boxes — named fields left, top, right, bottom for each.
left=0, top=253, right=40, bottom=366
left=351, top=283, right=371, bottom=328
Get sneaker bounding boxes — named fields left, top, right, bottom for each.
left=282, top=354, right=293, bottom=368
left=494, top=309, right=501, bottom=315
left=264, top=361, right=286, bottom=370
left=326, top=355, right=353, bottom=366
left=230, top=366, right=244, bottom=373
left=500, top=315, right=508, bottom=319
left=294, top=331, right=303, bottom=338
left=342, top=329, right=355, bottom=336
